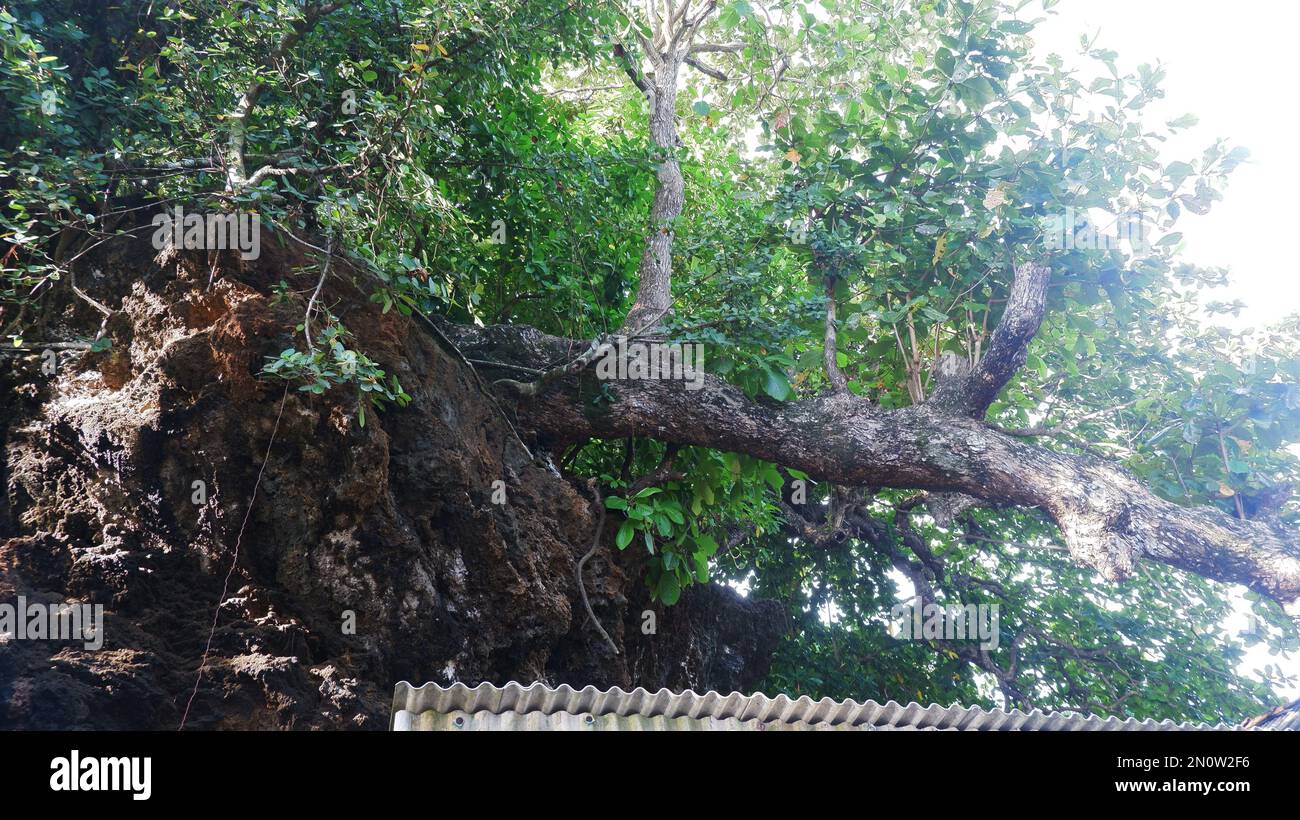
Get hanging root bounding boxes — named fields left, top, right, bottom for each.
left=576, top=482, right=619, bottom=655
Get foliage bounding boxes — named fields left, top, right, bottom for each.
left=3, top=0, right=1298, bottom=722
left=261, top=320, right=411, bottom=425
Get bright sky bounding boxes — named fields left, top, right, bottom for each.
left=1032, top=0, right=1300, bottom=700
left=1031, top=0, right=1300, bottom=329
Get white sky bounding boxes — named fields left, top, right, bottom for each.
left=1031, top=0, right=1300, bottom=699
left=1031, top=0, right=1300, bottom=329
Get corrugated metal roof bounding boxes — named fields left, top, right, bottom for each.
left=1243, top=698, right=1300, bottom=731
left=391, top=681, right=1236, bottom=731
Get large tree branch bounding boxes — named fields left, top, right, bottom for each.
left=450, top=323, right=1300, bottom=605
left=486, top=11, right=1291, bottom=610
left=928, top=262, right=1050, bottom=417
left=690, top=42, right=745, bottom=54
left=620, top=59, right=684, bottom=333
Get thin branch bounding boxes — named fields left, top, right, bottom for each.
left=684, top=55, right=728, bottom=81
left=302, top=238, right=335, bottom=351
left=226, top=1, right=350, bottom=190
left=991, top=398, right=1140, bottom=438
left=465, top=359, right=544, bottom=376
left=612, top=42, right=650, bottom=96
left=69, top=270, right=113, bottom=318
left=689, top=42, right=744, bottom=54
left=614, top=0, right=662, bottom=64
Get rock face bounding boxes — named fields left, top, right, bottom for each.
left=0, top=231, right=784, bottom=729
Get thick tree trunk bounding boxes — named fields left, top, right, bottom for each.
left=0, top=237, right=783, bottom=729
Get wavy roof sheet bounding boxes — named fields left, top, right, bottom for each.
left=391, top=681, right=1236, bottom=731
left=1243, top=697, right=1300, bottom=731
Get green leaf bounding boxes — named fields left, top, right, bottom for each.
left=921, top=305, right=948, bottom=323
left=1165, top=161, right=1195, bottom=187
left=762, top=365, right=791, bottom=400
left=615, top=520, right=634, bottom=550
left=657, top=571, right=681, bottom=605
left=935, top=48, right=956, bottom=78
left=695, top=533, right=720, bottom=557
left=760, top=464, right=783, bottom=492
left=959, top=77, right=996, bottom=107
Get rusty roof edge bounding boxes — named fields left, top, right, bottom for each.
left=391, top=680, right=1239, bottom=731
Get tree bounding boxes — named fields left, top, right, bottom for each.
left=2, top=0, right=1297, bottom=722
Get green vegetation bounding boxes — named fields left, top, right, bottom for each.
left=3, top=0, right=1298, bottom=722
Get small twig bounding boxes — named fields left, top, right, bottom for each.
left=1216, top=425, right=1247, bottom=520
left=991, top=398, right=1140, bottom=438
left=0, top=341, right=93, bottom=352
left=69, top=269, right=115, bottom=342
left=69, top=269, right=113, bottom=318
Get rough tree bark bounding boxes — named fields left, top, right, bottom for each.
left=617, top=1, right=719, bottom=334
left=621, top=58, right=683, bottom=334
left=453, top=261, right=1300, bottom=605
left=0, top=235, right=785, bottom=729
